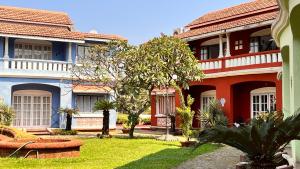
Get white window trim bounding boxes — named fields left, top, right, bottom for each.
left=200, top=90, right=216, bottom=112
left=76, top=95, right=106, bottom=114
left=12, top=90, right=52, bottom=128
left=250, top=87, right=276, bottom=119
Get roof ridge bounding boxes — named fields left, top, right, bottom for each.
left=0, top=5, right=68, bottom=16
left=187, top=0, right=278, bottom=28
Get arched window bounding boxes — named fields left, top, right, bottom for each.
left=250, top=87, right=276, bottom=118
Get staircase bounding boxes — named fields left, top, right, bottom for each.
left=26, top=128, right=51, bottom=136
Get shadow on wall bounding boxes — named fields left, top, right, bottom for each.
left=115, top=144, right=219, bottom=169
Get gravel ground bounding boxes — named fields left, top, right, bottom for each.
left=175, top=146, right=242, bottom=169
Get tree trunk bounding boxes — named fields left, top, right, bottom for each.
left=102, top=110, right=110, bottom=135
left=170, top=116, right=176, bottom=133
left=129, top=124, right=136, bottom=138
left=66, top=114, right=72, bottom=131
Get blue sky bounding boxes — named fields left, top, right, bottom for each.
left=0, top=0, right=248, bottom=44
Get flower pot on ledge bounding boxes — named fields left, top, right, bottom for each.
left=180, top=141, right=197, bottom=147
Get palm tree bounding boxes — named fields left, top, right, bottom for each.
left=94, top=100, right=115, bottom=136
left=59, top=108, right=78, bottom=131
left=197, top=111, right=300, bottom=168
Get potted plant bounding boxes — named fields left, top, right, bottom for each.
left=177, top=95, right=197, bottom=147
left=94, top=100, right=115, bottom=137
left=122, top=122, right=130, bottom=134
left=59, top=108, right=78, bottom=131
left=197, top=111, right=297, bottom=169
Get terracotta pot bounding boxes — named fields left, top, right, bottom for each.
left=180, top=141, right=197, bottom=147
left=122, top=129, right=130, bottom=134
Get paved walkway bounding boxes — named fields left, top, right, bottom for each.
left=175, top=146, right=242, bottom=169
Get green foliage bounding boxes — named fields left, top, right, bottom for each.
left=141, top=117, right=151, bottom=125
left=0, top=102, right=15, bottom=126
left=177, top=95, right=195, bottom=141
left=198, top=111, right=300, bottom=166
left=59, top=107, right=79, bottom=116
left=52, top=129, right=78, bottom=135
left=117, top=113, right=128, bottom=124
left=201, top=100, right=228, bottom=128
left=94, top=100, right=115, bottom=111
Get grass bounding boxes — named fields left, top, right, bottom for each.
left=0, top=138, right=220, bottom=169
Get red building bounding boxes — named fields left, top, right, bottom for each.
left=151, top=0, right=282, bottom=128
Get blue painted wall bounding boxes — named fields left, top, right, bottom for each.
left=8, top=38, right=15, bottom=58
left=0, top=37, right=4, bottom=58
left=52, top=41, right=66, bottom=61
left=12, top=83, right=61, bottom=128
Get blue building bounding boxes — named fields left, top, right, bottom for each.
left=0, top=5, right=125, bottom=130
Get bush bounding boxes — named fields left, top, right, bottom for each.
left=0, top=103, right=15, bottom=126
left=52, top=129, right=77, bottom=135
left=141, top=117, right=151, bottom=125
left=117, top=113, right=128, bottom=124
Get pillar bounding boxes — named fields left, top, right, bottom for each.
left=3, top=37, right=9, bottom=69
left=218, top=35, right=224, bottom=58
left=225, top=33, right=231, bottom=57
left=216, top=83, right=234, bottom=124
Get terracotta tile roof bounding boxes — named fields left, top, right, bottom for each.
left=187, top=0, right=278, bottom=29
left=73, top=85, right=111, bottom=94
left=0, top=21, right=83, bottom=40
left=177, top=11, right=278, bottom=39
left=82, top=32, right=127, bottom=41
left=0, top=5, right=72, bottom=26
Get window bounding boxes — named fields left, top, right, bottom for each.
left=76, top=95, right=106, bottom=113
left=200, top=90, right=216, bottom=128
left=156, top=95, right=175, bottom=116
left=199, top=45, right=219, bottom=60
left=14, top=43, right=52, bottom=60
left=251, top=91, right=276, bottom=118
left=200, top=47, right=208, bottom=60
left=250, top=37, right=259, bottom=53
left=77, top=45, right=91, bottom=63
left=235, top=40, right=243, bottom=50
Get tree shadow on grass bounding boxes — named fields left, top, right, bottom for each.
left=116, top=144, right=219, bottom=169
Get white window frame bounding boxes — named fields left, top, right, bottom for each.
left=12, top=90, right=52, bottom=128
left=155, top=94, right=175, bottom=117
left=14, top=39, right=52, bottom=60
left=76, top=95, right=106, bottom=113
left=234, top=40, right=243, bottom=50
left=200, top=90, right=216, bottom=113
left=250, top=87, right=276, bottom=118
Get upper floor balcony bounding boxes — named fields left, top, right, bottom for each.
left=0, top=37, right=76, bottom=79
left=199, top=50, right=282, bottom=74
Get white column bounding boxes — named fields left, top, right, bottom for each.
left=218, top=35, right=224, bottom=58
left=67, top=42, right=72, bottom=63
left=225, top=33, right=231, bottom=57
left=3, top=37, right=9, bottom=69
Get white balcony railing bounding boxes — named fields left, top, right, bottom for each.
left=6, top=59, right=71, bottom=72
left=199, top=50, right=282, bottom=72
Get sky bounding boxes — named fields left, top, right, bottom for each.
left=0, top=0, right=249, bottom=45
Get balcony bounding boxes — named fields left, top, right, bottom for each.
left=0, top=58, right=71, bottom=78
left=198, top=50, right=282, bottom=74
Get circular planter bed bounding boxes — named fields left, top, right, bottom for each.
left=180, top=141, right=197, bottom=147
left=0, top=137, right=83, bottom=158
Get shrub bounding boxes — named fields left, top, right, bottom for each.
left=177, top=95, right=195, bottom=141
left=201, top=99, right=227, bottom=128
left=0, top=103, right=15, bottom=126
left=141, top=117, right=151, bottom=125
left=117, top=113, right=128, bottom=124
left=52, top=129, right=77, bottom=135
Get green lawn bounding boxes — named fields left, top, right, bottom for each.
left=0, top=138, right=220, bottom=169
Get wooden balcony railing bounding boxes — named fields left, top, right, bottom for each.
left=198, top=50, right=282, bottom=73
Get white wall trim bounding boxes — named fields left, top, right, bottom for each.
left=250, top=87, right=276, bottom=94
left=13, top=90, right=52, bottom=96
left=201, top=90, right=216, bottom=97
left=203, top=67, right=282, bottom=79
left=0, top=33, right=84, bottom=43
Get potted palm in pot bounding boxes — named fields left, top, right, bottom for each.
left=197, top=111, right=298, bottom=169
left=177, top=95, right=196, bottom=147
